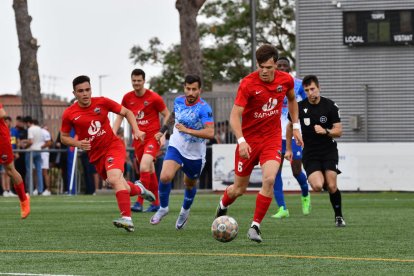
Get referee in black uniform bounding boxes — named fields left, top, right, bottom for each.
left=286, top=75, right=345, bottom=227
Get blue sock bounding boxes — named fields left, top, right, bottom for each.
left=159, top=181, right=171, bottom=208
left=295, top=172, right=309, bottom=197
left=182, top=187, right=197, bottom=210
left=273, top=171, right=286, bottom=209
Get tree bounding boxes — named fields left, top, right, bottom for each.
left=13, top=0, right=43, bottom=123
left=176, top=0, right=206, bottom=80
left=130, top=0, right=296, bottom=93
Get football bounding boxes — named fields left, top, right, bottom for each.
left=211, top=215, right=238, bottom=242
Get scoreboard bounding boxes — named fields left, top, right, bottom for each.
left=343, top=9, right=414, bottom=46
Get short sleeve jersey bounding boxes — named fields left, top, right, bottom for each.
left=0, top=103, right=10, bottom=141
left=281, top=77, right=307, bottom=139
left=61, top=97, right=122, bottom=162
left=168, top=96, right=214, bottom=160
left=121, top=90, right=166, bottom=141
left=292, top=96, right=341, bottom=157
left=235, top=71, right=294, bottom=142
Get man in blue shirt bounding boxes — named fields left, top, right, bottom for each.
left=150, top=74, right=215, bottom=230
left=272, top=57, right=311, bottom=219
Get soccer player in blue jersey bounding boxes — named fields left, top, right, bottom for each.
left=150, top=74, right=215, bottom=229
left=272, top=57, right=311, bottom=219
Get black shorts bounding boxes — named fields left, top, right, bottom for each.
left=302, top=159, right=341, bottom=177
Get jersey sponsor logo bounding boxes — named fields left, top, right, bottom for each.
left=304, top=118, right=311, bottom=126
left=262, top=98, right=278, bottom=112
left=136, top=110, right=144, bottom=120
left=320, top=116, right=327, bottom=123
left=88, top=120, right=102, bottom=135
left=94, top=107, right=101, bottom=114
left=74, top=115, right=81, bottom=120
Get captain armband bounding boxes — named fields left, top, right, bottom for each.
left=159, top=124, right=169, bottom=134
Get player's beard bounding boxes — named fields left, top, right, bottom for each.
left=186, top=95, right=198, bottom=104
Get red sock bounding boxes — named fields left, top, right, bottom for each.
left=221, top=187, right=236, bottom=207
left=253, top=193, right=272, bottom=224
left=127, top=181, right=140, bottom=196
left=14, top=181, right=27, bottom=202
left=136, top=196, right=144, bottom=205
left=150, top=172, right=159, bottom=206
left=136, top=171, right=151, bottom=205
left=115, top=190, right=131, bottom=217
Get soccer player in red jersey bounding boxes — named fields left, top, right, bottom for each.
left=60, top=75, right=155, bottom=232
left=113, top=69, right=170, bottom=213
left=215, top=44, right=303, bottom=243
left=0, top=103, right=30, bottom=219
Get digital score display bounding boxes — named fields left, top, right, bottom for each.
left=343, top=10, right=414, bottom=46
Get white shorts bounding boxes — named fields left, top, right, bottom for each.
left=41, top=152, right=50, bottom=169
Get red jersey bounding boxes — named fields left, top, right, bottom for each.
left=61, top=97, right=122, bottom=162
left=235, top=70, right=294, bottom=142
left=121, top=89, right=166, bottom=140
left=0, top=103, right=10, bottom=139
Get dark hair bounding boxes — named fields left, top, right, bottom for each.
left=184, top=74, right=202, bottom=88
left=23, top=116, right=33, bottom=123
left=256, top=44, right=278, bottom=64
left=131, top=69, right=145, bottom=80
left=72, top=75, right=91, bottom=90
left=302, top=75, right=319, bottom=87
left=4, top=116, right=12, bottom=121
left=33, top=119, right=39, bottom=125
left=277, top=56, right=290, bottom=64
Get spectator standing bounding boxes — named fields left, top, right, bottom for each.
left=40, top=125, right=53, bottom=195
left=24, top=117, right=44, bottom=195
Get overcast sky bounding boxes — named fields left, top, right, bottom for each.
left=0, top=0, right=180, bottom=103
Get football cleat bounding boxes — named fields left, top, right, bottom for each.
left=113, top=217, right=135, bottom=232
left=301, top=195, right=311, bottom=215
left=335, top=216, right=346, bottom=227
left=150, top=208, right=169, bottom=225
left=134, top=181, right=156, bottom=202
left=131, top=202, right=143, bottom=212
left=20, top=195, right=30, bottom=219
left=144, top=204, right=160, bottom=212
left=215, top=202, right=227, bottom=218
left=271, top=206, right=290, bottom=219
left=175, top=208, right=190, bottom=230
left=247, top=225, right=262, bottom=243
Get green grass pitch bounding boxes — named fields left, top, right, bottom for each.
left=1, top=192, right=413, bottom=275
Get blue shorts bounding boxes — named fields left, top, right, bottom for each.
left=282, top=139, right=302, bottom=160
left=164, top=146, right=204, bottom=180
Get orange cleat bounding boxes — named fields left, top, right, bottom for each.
left=20, top=195, right=30, bottom=219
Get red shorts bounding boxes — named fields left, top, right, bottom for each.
left=92, top=139, right=126, bottom=180
left=0, top=136, right=13, bottom=165
left=234, top=140, right=282, bottom=177
left=133, top=137, right=160, bottom=163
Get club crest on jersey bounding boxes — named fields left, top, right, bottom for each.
left=148, top=145, right=154, bottom=150
left=304, top=118, right=310, bottom=126
left=94, top=107, right=101, bottom=114
left=277, top=85, right=283, bottom=92
left=144, top=101, right=149, bottom=106
left=1, top=154, right=7, bottom=161
left=320, top=116, right=327, bottom=123
left=304, top=108, right=308, bottom=113
left=107, top=157, right=114, bottom=163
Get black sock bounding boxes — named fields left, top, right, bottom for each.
left=329, top=189, right=342, bottom=217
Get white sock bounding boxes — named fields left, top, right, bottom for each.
left=220, top=201, right=227, bottom=210
left=122, top=216, right=132, bottom=221
left=251, top=221, right=260, bottom=228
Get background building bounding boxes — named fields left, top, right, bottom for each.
left=296, top=0, right=414, bottom=142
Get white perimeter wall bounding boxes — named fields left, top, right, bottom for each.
left=212, top=143, right=414, bottom=192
